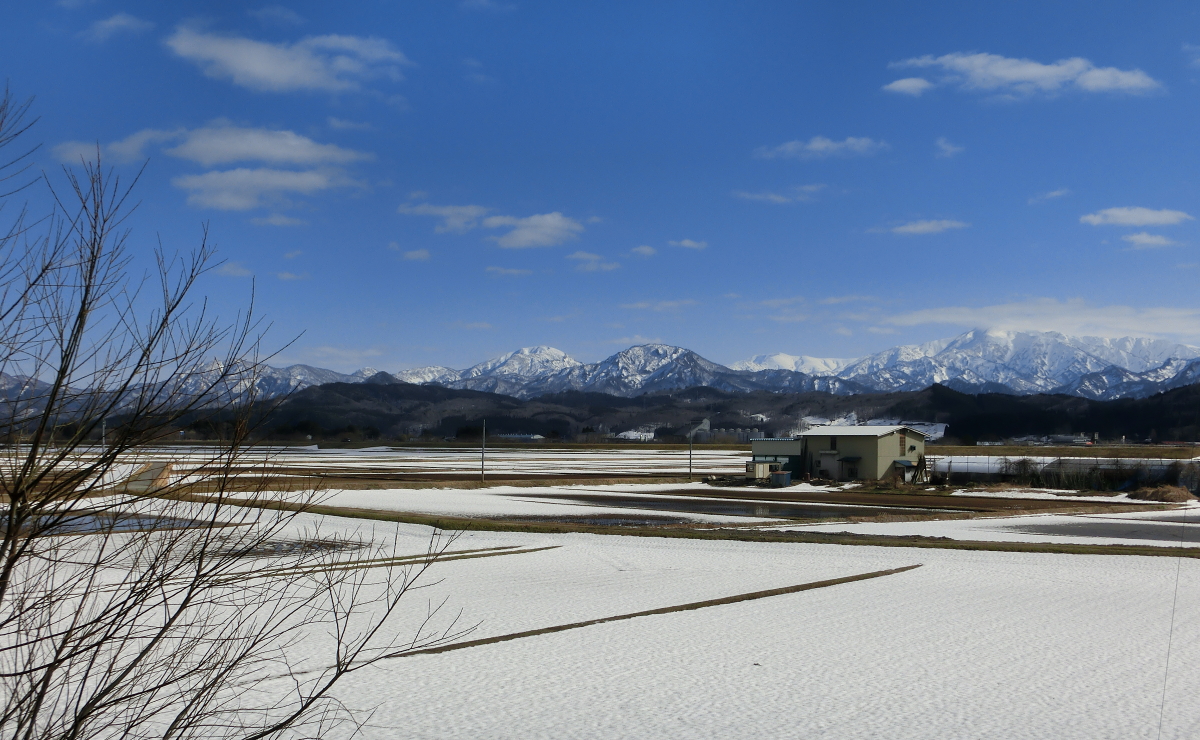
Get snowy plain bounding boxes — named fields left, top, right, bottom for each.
left=265, top=515, right=1200, bottom=740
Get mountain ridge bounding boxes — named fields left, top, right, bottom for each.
left=255, top=330, right=1200, bottom=402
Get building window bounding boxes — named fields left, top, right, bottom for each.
left=830, top=436, right=837, bottom=451
left=899, top=431, right=906, bottom=455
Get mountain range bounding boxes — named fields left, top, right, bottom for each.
left=249, top=329, right=1200, bottom=402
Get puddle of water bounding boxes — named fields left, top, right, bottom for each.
left=522, top=493, right=947, bottom=520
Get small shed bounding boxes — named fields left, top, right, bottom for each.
left=751, top=425, right=928, bottom=482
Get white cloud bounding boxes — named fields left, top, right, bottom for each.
left=167, top=124, right=370, bottom=166
left=1122, top=232, right=1177, bottom=249
left=631, top=245, right=656, bottom=257
left=276, top=271, right=308, bottom=280
left=1029, top=188, right=1071, bottom=204
left=485, top=266, right=530, bottom=277
left=935, top=137, right=964, bottom=158
left=251, top=213, right=306, bottom=226
left=82, top=13, right=153, bottom=42
left=567, top=251, right=619, bottom=271
left=403, top=249, right=431, bottom=261
left=172, top=167, right=349, bottom=210
left=51, top=140, right=100, bottom=164
left=397, top=202, right=491, bottom=233
left=166, top=26, right=410, bottom=93
left=483, top=212, right=584, bottom=248
left=216, top=262, right=252, bottom=277
left=620, top=299, right=697, bottom=311
left=891, top=219, right=969, bottom=235
left=754, top=136, right=887, bottom=160
left=883, top=297, right=1200, bottom=340
left=328, top=117, right=372, bottom=130
left=249, top=6, right=305, bottom=26
left=733, top=184, right=825, bottom=203
left=55, top=124, right=368, bottom=168
left=669, top=238, right=707, bottom=249
left=284, top=250, right=303, bottom=258
left=458, top=322, right=493, bottom=330
left=1080, top=207, right=1193, bottom=226
left=889, top=52, right=1161, bottom=98
left=882, top=77, right=934, bottom=96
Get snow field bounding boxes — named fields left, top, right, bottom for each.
left=782, top=505, right=1200, bottom=547
left=291, top=521, right=1200, bottom=740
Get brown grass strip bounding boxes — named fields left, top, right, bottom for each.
left=387, top=563, right=922, bottom=659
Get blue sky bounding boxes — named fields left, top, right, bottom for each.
left=6, top=1, right=1200, bottom=371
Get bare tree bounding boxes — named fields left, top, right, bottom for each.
left=0, top=89, right=468, bottom=740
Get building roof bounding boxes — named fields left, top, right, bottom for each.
left=796, top=425, right=927, bottom=438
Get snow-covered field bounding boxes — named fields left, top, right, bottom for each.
left=275, top=515, right=1200, bottom=739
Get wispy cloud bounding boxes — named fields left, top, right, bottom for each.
left=483, top=212, right=584, bottom=248
left=760, top=296, right=805, bottom=308
left=669, top=238, right=707, bottom=250
left=890, top=219, right=969, bottom=235
left=251, top=213, right=306, bottom=226
left=820, top=294, right=876, bottom=305
left=935, top=137, right=964, bottom=158
left=1081, top=207, right=1193, bottom=226
left=485, top=266, right=531, bottom=276
left=1122, top=232, right=1177, bottom=249
left=620, top=299, right=697, bottom=311
left=1184, top=44, right=1200, bottom=68
left=733, top=184, right=825, bottom=203
left=887, top=52, right=1161, bottom=99
left=82, top=13, right=152, bottom=42
left=882, top=77, right=934, bottom=96
left=398, top=202, right=491, bottom=233
left=403, top=248, right=431, bottom=261
left=327, top=117, right=372, bottom=130
left=173, top=168, right=352, bottom=210
left=754, top=136, right=887, bottom=160
left=166, top=26, right=410, bottom=93
left=567, top=251, right=619, bottom=271
left=1028, top=188, right=1071, bottom=204
left=216, top=261, right=252, bottom=277
left=249, top=6, right=305, bottom=26
left=459, top=322, right=493, bottom=330
left=276, top=271, right=308, bottom=280
left=768, top=313, right=808, bottom=323
left=884, top=297, right=1200, bottom=339
left=398, top=202, right=585, bottom=247
left=630, top=245, right=656, bottom=257
left=164, top=124, right=371, bottom=166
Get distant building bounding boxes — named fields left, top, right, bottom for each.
left=493, top=433, right=546, bottom=442
left=615, top=430, right=655, bottom=442
left=751, top=425, right=928, bottom=482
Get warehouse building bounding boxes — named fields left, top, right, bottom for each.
left=750, top=425, right=928, bottom=483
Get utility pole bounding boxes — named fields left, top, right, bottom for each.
left=481, top=419, right=486, bottom=484
left=688, top=432, right=693, bottom=482
left=101, top=418, right=106, bottom=448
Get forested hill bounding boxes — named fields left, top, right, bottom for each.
left=252, top=379, right=1200, bottom=444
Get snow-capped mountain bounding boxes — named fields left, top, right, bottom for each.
left=393, top=366, right=462, bottom=385
left=245, top=329, right=1200, bottom=401
left=736, top=330, right=1200, bottom=396
left=459, top=346, right=581, bottom=379
left=731, top=353, right=856, bottom=375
